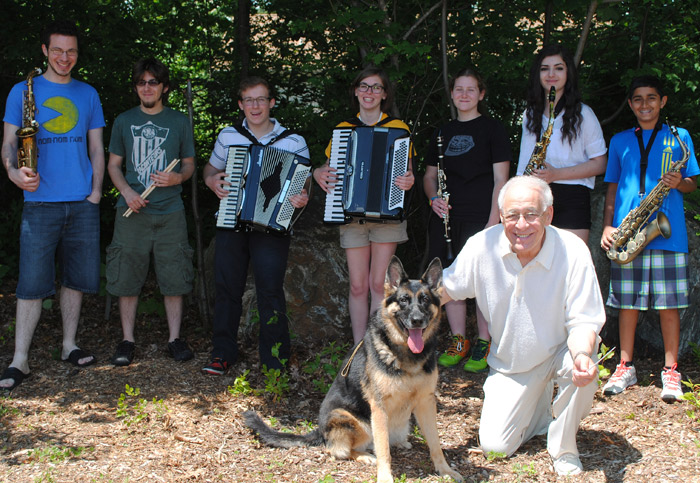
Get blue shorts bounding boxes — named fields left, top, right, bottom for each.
left=16, top=200, right=101, bottom=299
left=105, top=208, right=194, bottom=297
left=607, top=249, right=689, bottom=310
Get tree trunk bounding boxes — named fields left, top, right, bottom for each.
left=237, top=0, right=251, bottom=79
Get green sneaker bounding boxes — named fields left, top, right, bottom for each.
left=463, top=338, right=490, bottom=373
left=438, top=334, right=470, bottom=367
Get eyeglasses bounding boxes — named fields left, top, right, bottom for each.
left=49, top=47, right=78, bottom=58
left=502, top=211, right=543, bottom=224
left=241, top=96, right=271, bottom=106
left=136, top=79, right=161, bottom=87
left=357, top=83, right=384, bottom=94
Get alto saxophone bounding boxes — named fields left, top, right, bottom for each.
left=524, top=86, right=556, bottom=175
left=16, top=68, right=42, bottom=174
left=606, top=123, right=690, bottom=264
left=436, top=134, right=454, bottom=262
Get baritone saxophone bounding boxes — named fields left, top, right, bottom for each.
left=606, top=123, right=690, bottom=264
left=523, top=86, right=556, bottom=175
left=16, top=67, right=42, bottom=175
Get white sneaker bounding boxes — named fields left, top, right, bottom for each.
left=553, top=453, right=582, bottom=476
left=603, top=361, right=637, bottom=396
left=661, top=363, right=683, bottom=403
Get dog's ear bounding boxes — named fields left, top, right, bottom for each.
left=421, top=257, right=443, bottom=293
left=385, top=255, right=407, bottom=293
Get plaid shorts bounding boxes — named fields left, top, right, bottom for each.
left=607, top=249, right=689, bottom=310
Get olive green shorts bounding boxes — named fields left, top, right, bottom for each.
left=106, top=208, right=194, bottom=297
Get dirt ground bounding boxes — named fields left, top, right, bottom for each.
left=1, top=284, right=699, bottom=483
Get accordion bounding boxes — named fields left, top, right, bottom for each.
left=323, top=126, right=411, bottom=224
left=216, top=144, right=311, bottom=233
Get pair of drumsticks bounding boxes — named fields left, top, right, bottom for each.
left=123, top=158, right=180, bottom=218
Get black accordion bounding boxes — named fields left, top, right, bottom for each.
left=216, top=145, right=311, bottom=233
left=323, top=126, right=411, bottom=224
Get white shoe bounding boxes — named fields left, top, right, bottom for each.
left=553, top=453, right=582, bottom=476
left=661, top=363, right=683, bottom=403
left=602, top=361, right=637, bottom=396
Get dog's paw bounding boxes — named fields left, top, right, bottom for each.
left=356, top=453, right=377, bottom=465
left=440, top=468, right=464, bottom=482
left=396, top=440, right=412, bottom=449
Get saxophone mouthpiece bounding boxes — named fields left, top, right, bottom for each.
left=548, top=86, right=556, bottom=102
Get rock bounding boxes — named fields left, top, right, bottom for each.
left=202, top=190, right=352, bottom=345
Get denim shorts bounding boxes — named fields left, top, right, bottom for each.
left=106, top=208, right=194, bottom=297
left=16, top=200, right=100, bottom=299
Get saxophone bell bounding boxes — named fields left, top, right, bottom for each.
left=607, top=212, right=672, bottom=264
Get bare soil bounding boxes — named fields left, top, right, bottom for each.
left=1, top=284, right=699, bottom=483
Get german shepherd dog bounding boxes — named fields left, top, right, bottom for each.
left=244, top=256, right=464, bottom=483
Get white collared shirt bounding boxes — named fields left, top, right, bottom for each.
left=443, top=224, right=605, bottom=374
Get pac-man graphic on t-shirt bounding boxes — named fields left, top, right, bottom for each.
left=41, top=97, right=79, bottom=134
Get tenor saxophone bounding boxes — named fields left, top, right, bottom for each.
left=523, top=86, right=556, bottom=175
left=436, top=134, right=454, bottom=262
left=16, top=67, right=42, bottom=175
left=606, top=124, right=690, bottom=264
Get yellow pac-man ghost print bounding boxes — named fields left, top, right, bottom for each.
left=42, top=97, right=79, bottom=134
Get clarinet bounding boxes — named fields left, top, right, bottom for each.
left=436, top=134, right=454, bottom=263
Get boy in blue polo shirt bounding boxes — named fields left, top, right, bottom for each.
left=600, top=75, right=699, bottom=403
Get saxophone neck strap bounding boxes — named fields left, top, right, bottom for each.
left=634, top=121, right=662, bottom=196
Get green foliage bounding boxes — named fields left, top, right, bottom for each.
left=2, top=0, right=700, bottom=272
left=0, top=319, right=16, bottom=346
left=597, top=343, right=616, bottom=383
left=317, top=476, right=336, bottom=483
left=681, top=378, right=700, bottom=421
left=486, top=451, right=508, bottom=461
left=303, top=340, right=350, bottom=394
left=412, top=424, right=425, bottom=443
left=26, top=445, right=92, bottom=463
left=137, top=297, right=166, bottom=318
left=227, top=369, right=258, bottom=397
left=116, top=384, right=169, bottom=427
left=261, top=343, right=290, bottom=401
left=512, top=461, right=537, bottom=477
left=0, top=397, right=21, bottom=417
left=688, top=342, right=700, bottom=366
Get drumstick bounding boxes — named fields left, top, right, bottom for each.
left=123, top=158, right=181, bottom=218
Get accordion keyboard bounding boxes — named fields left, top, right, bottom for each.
left=323, top=128, right=352, bottom=223
left=216, top=146, right=248, bottom=228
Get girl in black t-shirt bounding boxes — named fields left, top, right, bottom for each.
left=423, top=68, right=512, bottom=372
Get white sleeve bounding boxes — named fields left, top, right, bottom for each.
left=581, top=105, right=607, bottom=159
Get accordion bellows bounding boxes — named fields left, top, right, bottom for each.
left=324, top=126, right=410, bottom=224
left=217, top=145, right=311, bottom=233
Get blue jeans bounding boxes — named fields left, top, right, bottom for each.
left=17, top=200, right=100, bottom=299
left=211, top=229, right=291, bottom=369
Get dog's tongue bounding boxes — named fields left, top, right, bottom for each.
left=407, top=328, right=424, bottom=353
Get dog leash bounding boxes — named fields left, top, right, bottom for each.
left=341, top=340, right=364, bottom=377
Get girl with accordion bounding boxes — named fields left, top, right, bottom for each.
left=314, top=66, right=414, bottom=344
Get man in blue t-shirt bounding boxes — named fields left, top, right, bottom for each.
left=1, top=20, right=105, bottom=392
left=106, top=58, right=196, bottom=367
left=601, top=75, right=699, bottom=403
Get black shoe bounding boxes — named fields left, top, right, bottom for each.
left=168, top=338, right=194, bottom=362
left=112, top=340, right=135, bottom=366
